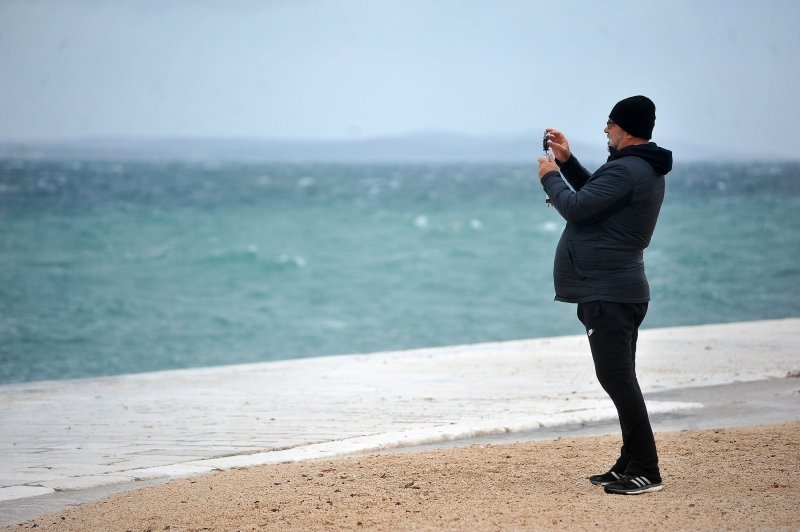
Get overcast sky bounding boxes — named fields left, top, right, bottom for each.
left=1, top=0, right=798, bottom=158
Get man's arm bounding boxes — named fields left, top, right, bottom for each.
left=538, top=163, right=635, bottom=224
left=557, top=155, right=591, bottom=191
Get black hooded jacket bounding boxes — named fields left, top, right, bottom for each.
left=540, top=142, right=673, bottom=303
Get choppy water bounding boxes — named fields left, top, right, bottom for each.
left=1, top=159, right=798, bottom=384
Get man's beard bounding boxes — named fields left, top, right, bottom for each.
left=607, top=135, right=619, bottom=152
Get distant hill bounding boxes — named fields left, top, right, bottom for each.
left=0, top=133, right=750, bottom=164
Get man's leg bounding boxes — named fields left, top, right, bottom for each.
left=577, top=301, right=659, bottom=480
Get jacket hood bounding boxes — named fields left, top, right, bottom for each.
left=608, top=142, right=673, bottom=175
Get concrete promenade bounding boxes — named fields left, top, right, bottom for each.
left=1, top=318, right=798, bottom=525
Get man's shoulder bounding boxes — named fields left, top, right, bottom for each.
left=597, top=155, right=652, bottom=178
left=593, top=158, right=635, bottom=179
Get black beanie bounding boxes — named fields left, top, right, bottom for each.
left=608, top=95, right=656, bottom=140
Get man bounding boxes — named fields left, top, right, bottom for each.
left=537, top=95, right=673, bottom=495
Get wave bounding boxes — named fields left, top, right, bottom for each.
left=199, top=248, right=306, bottom=271
left=191, top=401, right=702, bottom=470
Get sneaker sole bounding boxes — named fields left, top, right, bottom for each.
left=604, top=483, right=663, bottom=495
left=589, top=472, right=624, bottom=486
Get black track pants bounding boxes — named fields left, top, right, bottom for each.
left=577, top=301, right=661, bottom=480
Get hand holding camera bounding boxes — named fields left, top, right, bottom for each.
left=538, top=130, right=559, bottom=180
left=543, top=128, right=572, bottom=162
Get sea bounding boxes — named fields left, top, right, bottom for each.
left=1, top=158, right=798, bottom=385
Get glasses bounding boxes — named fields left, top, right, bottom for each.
left=606, top=120, right=616, bottom=126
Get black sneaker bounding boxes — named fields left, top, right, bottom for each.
left=604, top=475, right=663, bottom=495
left=588, top=470, right=624, bottom=486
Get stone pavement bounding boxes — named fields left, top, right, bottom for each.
left=0, top=318, right=798, bottom=524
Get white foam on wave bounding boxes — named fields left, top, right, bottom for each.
left=277, top=254, right=306, bottom=268
left=297, top=177, right=315, bottom=189
left=190, top=400, right=701, bottom=470
left=541, top=221, right=559, bottom=232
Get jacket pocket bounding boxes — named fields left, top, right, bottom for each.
left=567, top=242, right=587, bottom=280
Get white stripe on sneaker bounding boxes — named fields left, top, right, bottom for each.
left=612, top=472, right=621, bottom=480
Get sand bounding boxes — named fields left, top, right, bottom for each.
left=5, top=422, right=799, bottom=531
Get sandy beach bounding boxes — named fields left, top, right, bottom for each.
left=5, top=422, right=798, bottom=530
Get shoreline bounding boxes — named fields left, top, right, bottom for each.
left=5, top=422, right=799, bottom=530
left=4, top=376, right=798, bottom=528
left=1, top=318, right=798, bottom=526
